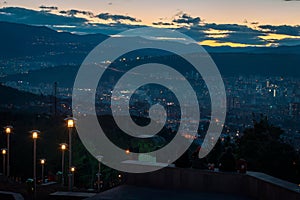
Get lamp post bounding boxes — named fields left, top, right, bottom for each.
left=40, top=159, right=46, bottom=184
left=65, top=117, right=75, bottom=191
left=4, top=126, right=12, bottom=177
left=1, top=148, right=7, bottom=175
left=30, top=130, right=40, bottom=198
left=96, top=155, right=103, bottom=192
left=70, top=166, right=75, bottom=188
left=60, top=143, right=67, bottom=186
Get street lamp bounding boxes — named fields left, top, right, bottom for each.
left=30, top=130, right=40, bottom=198
left=125, top=149, right=130, bottom=154
left=60, top=143, right=67, bottom=186
left=70, top=166, right=75, bottom=189
left=70, top=166, right=75, bottom=172
left=40, top=159, right=46, bottom=184
left=4, top=126, right=13, bottom=177
left=65, top=117, right=76, bottom=191
left=1, top=148, right=7, bottom=175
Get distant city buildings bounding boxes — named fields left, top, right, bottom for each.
left=2, top=73, right=300, bottom=150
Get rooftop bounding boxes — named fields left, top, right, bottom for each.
left=90, top=166, right=300, bottom=200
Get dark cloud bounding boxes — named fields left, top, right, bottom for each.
left=0, top=7, right=87, bottom=25
left=259, top=25, right=300, bottom=36
left=152, top=21, right=174, bottom=26
left=97, top=13, right=141, bottom=22
left=176, top=27, right=206, bottom=42
left=205, top=23, right=258, bottom=32
left=205, top=24, right=267, bottom=45
left=172, top=13, right=201, bottom=25
left=172, top=10, right=184, bottom=18
left=176, top=22, right=267, bottom=46
left=1, top=7, right=299, bottom=47
left=218, top=32, right=266, bottom=45
left=39, top=5, right=58, bottom=10
left=0, top=7, right=144, bottom=36
left=59, top=9, right=94, bottom=17
left=276, top=38, right=300, bottom=46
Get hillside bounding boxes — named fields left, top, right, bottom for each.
left=0, top=84, right=44, bottom=105
left=0, top=21, right=108, bottom=63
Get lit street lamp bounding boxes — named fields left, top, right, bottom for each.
left=4, top=126, right=13, bottom=177
left=70, top=166, right=75, bottom=188
left=40, top=159, right=46, bottom=184
left=30, top=130, right=40, bottom=198
left=65, top=117, right=76, bottom=191
left=60, top=143, right=67, bottom=186
left=1, top=148, right=7, bottom=175
left=125, top=149, right=130, bottom=154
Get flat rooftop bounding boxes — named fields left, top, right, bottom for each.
left=89, top=185, right=254, bottom=200
left=90, top=166, right=300, bottom=200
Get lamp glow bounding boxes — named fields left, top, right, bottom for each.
left=40, top=159, right=46, bottom=165
left=71, top=167, right=75, bottom=172
left=67, top=119, right=74, bottom=128
left=61, top=144, right=67, bottom=151
left=5, top=127, right=11, bottom=134
left=32, top=132, right=38, bottom=139
left=1, top=149, right=6, bottom=155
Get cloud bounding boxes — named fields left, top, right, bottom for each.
left=1, top=7, right=300, bottom=47
left=59, top=9, right=94, bottom=17
left=152, top=21, right=174, bottom=26
left=0, top=7, right=87, bottom=25
left=175, top=22, right=268, bottom=46
left=172, top=10, right=184, bottom=18
left=276, top=38, right=300, bottom=46
left=172, top=13, right=201, bottom=25
left=0, top=7, right=145, bottom=36
left=201, top=23, right=267, bottom=45
left=59, top=10, right=142, bottom=23
left=205, top=23, right=257, bottom=32
left=259, top=25, right=300, bottom=36
left=97, top=13, right=141, bottom=22
left=39, top=5, right=58, bottom=10
left=175, top=25, right=206, bottom=41
left=218, top=31, right=266, bottom=45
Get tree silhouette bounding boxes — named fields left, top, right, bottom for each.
left=239, top=115, right=300, bottom=183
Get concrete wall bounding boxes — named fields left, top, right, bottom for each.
left=124, top=167, right=300, bottom=200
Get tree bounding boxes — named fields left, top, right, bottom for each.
left=239, top=115, right=300, bottom=183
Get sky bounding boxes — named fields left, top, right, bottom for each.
left=1, top=0, right=300, bottom=47
left=3, top=0, right=300, bottom=25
